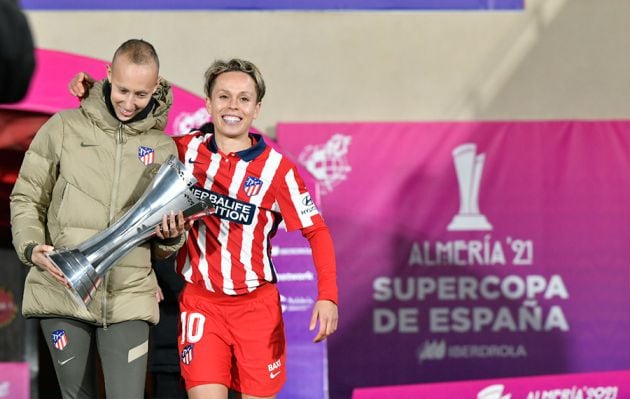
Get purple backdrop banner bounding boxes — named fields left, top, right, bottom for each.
left=276, top=121, right=630, bottom=399
left=275, top=228, right=329, bottom=399
left=273, top=162, right=327, bottom=399
left=22, top=0, right=523, bottom=10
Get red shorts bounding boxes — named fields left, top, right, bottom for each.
left=178, top=283, right=286, bottom=397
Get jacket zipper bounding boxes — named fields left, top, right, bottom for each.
left=102, top=123, right=125, bottom=328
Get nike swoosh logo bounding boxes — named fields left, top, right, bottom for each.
left=81, top=142, right=98, bottom=147
left=269, top=370, right=281, bottom=379
left=58, top=356, right=75, bottom=366
left=188, top=158, right=202, bottom=164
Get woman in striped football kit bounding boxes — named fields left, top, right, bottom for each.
left=173, top=59, right=338, bottom=399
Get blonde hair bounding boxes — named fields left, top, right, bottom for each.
left=204, top=59, right=266, bottom=102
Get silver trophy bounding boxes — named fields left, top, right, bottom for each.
left=46, top=155, right=212, bottom=305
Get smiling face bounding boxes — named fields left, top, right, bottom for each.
left=106, top=54, right=159, bottom=122
left=206, top=71, right=261, bottom=140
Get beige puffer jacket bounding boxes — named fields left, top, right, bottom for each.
left=10, top=79, right=183, bottom=326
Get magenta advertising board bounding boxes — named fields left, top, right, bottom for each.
left=276, top=121, right=630, bottom=399
left=353, top=370, right=630, bottom=399
left=0, top=362, right=29, bottom=399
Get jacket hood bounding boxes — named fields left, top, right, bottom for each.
left=81, top=78, right=172, bottom=134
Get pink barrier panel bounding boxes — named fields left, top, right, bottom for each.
left=352, top=370, right=630, bottom=399
left=0, top=362, right=29, bottom=399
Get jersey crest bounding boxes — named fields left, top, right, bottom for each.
left=52, top=329, right=68, bottom=351
left=181, top=344, right=194, bottom=365
left=243, top=176, right=263, bottom=197
left=138, top=146, right=155, bottom=165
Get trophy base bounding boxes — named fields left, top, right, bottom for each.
left=447, top=214, right=492, bottom=231
left=47, top=249, right=101, bottom=305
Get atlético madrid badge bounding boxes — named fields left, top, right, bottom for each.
left=0, top=287, right=17, bottom=327
left=138, top=146, right=155, bottom=166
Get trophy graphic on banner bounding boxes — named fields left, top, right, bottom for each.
left=46, top=155, right=213, bottom=306
left=447, top=143, right=492, bottom=231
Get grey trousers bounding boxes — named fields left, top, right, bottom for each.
left=41, top=318, right=150, bottom=399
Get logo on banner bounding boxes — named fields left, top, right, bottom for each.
left=298, top=133, right=352, bottom=195
left=172, top=107, right=210, bottom=136
left=417, top=339, right=447, bottom=361
left=276, top=270, right=314, bottom=280
left=477, top=384, right=512, bottom=399
left=417, top=339, right=528, bottom=363
left=447, top=143, right=492, bottom=231
left=280, top=294, right=315, bottom=313
left=0, top=381, right=8, bottom=398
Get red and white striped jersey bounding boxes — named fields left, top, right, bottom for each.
left=173, top=130, right=326, bottom=296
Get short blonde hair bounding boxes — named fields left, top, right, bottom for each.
left=203, top=59, right=266, bottom=103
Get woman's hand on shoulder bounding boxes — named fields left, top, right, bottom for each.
left=68, top=72, right=95, bottom=99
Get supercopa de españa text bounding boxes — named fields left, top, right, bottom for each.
left=372, top=274, right=570, bottom=334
